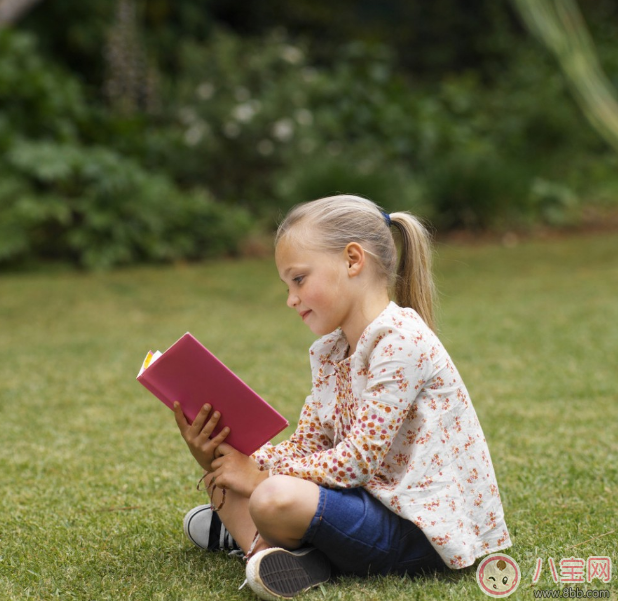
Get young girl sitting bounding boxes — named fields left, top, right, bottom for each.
left=174, top=195, right=511, bottom=600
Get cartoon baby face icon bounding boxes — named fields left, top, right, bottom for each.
left=476, top=554, right=520, bottom=597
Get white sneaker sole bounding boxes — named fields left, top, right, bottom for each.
left=246, top=547, right=331, bottom=600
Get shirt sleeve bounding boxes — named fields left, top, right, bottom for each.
left=251, top=394, right=333, bottom=470
left=265, top=331, right=434, bottom=487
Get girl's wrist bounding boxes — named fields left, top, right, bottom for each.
left=254, top=469, right=270, bottom=490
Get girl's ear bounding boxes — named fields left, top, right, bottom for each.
left=344, top=242, right=365, bottom=277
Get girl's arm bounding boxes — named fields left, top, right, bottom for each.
left=265, top=336, right=434, bottom=488
left=267, top=398, right=405, bottom=487
left=252, top=395, right=333, bottom=469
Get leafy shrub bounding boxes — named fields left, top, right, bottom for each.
left=528, top=178, right=580, bottom=227
left=0, top=29, right=87, bottom=144
left=0, top=140, right=252, bottom=269
left=163, top=28, right=610, bottom=228
left=409, top=50, right=601, bottom=230
left=273, top=155, right=425, bottom=215
left=424, top=150, right=531, bottom=230
left=0, top=29, right=252, bottom=270
left=160, top=32, right=425, bottom=212
left=3, top=21, right=617, bottom=272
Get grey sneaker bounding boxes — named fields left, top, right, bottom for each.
left=245, top=547, right=331, bottom=600
left=183, top=504, right=242, bottom=555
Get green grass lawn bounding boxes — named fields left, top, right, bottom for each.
left=0, top=233, right=616, bottom=600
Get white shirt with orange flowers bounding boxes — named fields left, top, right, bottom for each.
left=252, top=302, right=511, bottom=568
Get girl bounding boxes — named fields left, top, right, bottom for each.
left=174, top=195, right=511, bottom=600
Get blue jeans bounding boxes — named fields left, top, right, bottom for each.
left=299, top=486, right=447, bottom=577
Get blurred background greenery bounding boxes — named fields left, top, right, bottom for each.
left=1, top=0, right=618, bottom=269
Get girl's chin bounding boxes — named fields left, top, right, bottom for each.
left=302, top=312, right=337, bottom=336
left=308, top=323, right=333, bottom=336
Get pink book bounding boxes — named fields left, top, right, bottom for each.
left=136, top=332, right=288, bottom=456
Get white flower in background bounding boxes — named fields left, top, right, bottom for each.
left=257, top=139, right=275, bottom=156
left=223, top=122, right=241, bottom=138
left=234, top=87, right=251, bottom=102
left=233, top=103, right=254, bottom=123
left=233, top=100, right=261, bottom=123
left=272, top=118, right=294, bottom=142
left=197, top=82, right=215, bottom=100
left=281, top=45, right=304, bottom=64
left=184, top=121, right=210, bottom=146
left=295, top=108, right=313, bottom=126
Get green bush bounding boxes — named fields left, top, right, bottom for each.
left=0, top=30, right=252, bottom=270
left=0, top=29, right=87, bottom=144
left=162, top=28, right=612, bottom=228
left=408, top=50, right=602, bottom=230
left=3, top=20, right=617, bottom=272
left=0, top=140, right=251, bottom=269
left=423, top=151, right=528, bottom=230
left=157, top=32, right=426, bottom=213
left=273, top=155, right=425, bottom=215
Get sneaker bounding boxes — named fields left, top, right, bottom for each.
left=245, top=547, right=331, bottom=600
left=183, top=504, right=241, bottom=554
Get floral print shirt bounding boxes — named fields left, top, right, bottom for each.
left=252, top=302, right=511, bottom=568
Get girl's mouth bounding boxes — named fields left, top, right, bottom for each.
left=300, top=310, right=311, bottom=321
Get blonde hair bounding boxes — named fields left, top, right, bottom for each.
left=276, top=195, right=436, bottom=331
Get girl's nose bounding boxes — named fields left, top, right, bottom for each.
left=287, top=291, right=299, bottom=308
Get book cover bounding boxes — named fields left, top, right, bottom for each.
left=136, top=332, right=289, bottom=456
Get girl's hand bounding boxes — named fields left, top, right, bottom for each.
left=210, top=443, right=269, bottom=497
left=173, top=402, right=230, bottom=473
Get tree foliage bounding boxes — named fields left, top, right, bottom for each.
left=0, top=28, right=251, bottom=269
left=1, top=1, right=617, bottom=270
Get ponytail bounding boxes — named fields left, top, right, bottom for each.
left=390, top=212, right=436, bottom=332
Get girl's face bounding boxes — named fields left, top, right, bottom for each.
left=275, top=237, right=354, bottom=337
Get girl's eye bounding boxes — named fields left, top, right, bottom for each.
left=293, top=275, right=304, bottom=285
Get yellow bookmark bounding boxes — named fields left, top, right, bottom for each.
left=142, top=351, right=154, bottom=371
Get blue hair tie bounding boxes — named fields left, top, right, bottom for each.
left=381, top=211, right=392, bottom=227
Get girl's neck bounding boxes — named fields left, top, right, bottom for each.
left=341, top=292, right=390, bottom=356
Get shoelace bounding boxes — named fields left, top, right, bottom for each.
left=238, top=531, right=261, bottom=590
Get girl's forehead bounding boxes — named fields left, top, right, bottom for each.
left=275, top=237, right=334, bottom=270
left=276, top=238, right=314, bottom=263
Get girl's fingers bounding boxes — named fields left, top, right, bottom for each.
left=197, top=421, right=227, bottom=450
left=216, top=442, right=234, bottom=456
left=208, top=430, right=231, bottom=471
left=196, top=409, right=221, bottom=438
left=190, top=403, right=212, bottom=433
left=173, top=402, right=188, bottom=432
left=211, top=426, right=230, bottom=445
